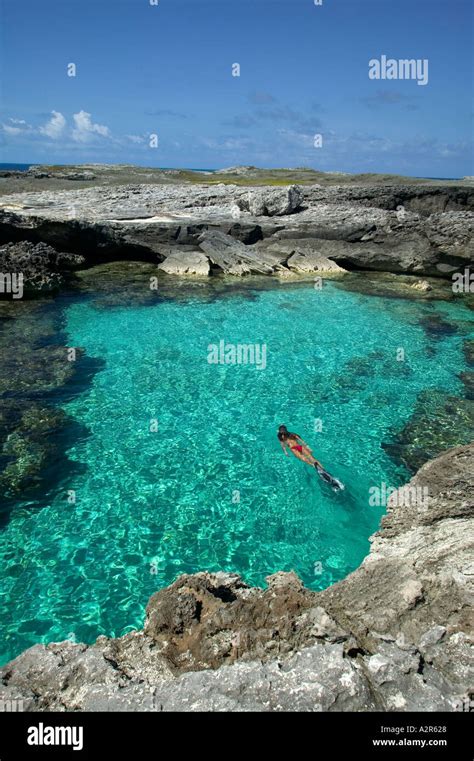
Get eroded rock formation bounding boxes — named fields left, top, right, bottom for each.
left=0, top=241, right=84, bottom=297
left=0, top=180, right=472, bottom=281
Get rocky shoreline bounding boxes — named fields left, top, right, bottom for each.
left=0, top=170, right=473, bottom=295
left=0, top=443, right=472, bottom=712
left=0, top=168, right=472, bottom=712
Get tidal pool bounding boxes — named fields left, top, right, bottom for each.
left=0, top=276, right=472, bottom=664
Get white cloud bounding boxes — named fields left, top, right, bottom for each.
left=277, top=128, right=315, bottom=149
left=2, top=110, right=112, bottom=146
left=126, top=134, right=145, bottom=144
left=39, top=110, right=66, bottom=139
left=72, top=110, right=110, bottom=142
left=200, top=136, right=254, bottom=151
left=2, top=124, right=24, bottom=135
left=2, top=118, right=33, bottom=135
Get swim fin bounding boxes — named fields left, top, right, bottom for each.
left=315, top=464, right=345, bottom=491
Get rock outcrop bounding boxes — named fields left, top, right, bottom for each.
left=0, top=180, right=472, bottom=280
left=198, top=230, right=275, bottom=275
left=1, top=443, right=472, bottom=712
left=236, top=185, right=303, bottom=216
left=0, top=241, right=84, bottom=297
left=158, top=250, right=210, bottom=276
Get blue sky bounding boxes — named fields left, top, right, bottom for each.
left=0, top=0, right=472, bottom=176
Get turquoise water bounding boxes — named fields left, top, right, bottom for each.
left=0, top=280, right=471, bottom=664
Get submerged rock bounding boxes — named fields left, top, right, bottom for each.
left=73, top=261, right=162, bottom=307
left=1, top=443, right=472, bottom=711
left=0, top=344, right=79, bottom=396
left=0, top=301, right=101, bottom=505
left=333, top=270, right=454, bottom=301
left=459, top=371, right=474, bottom=400
left=382, top=389, right=474, bottom=472
left=0, top=405, right=71, bottom=497
left=463, top=339, right=474, bottom=366
left=419, top=312, right=458, bottom=340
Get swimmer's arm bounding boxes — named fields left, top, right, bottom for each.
left=280, top=441, right=289, bottom=456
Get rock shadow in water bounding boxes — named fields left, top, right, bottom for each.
left=305, top=350, right=412, bottom=405
left=0, top=301, right=104, bottom=524
left=382, top=389, right=474, bottom=473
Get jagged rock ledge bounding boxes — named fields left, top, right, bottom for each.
left=1, top=443, right=472, bottom=712
left=0, top=181, right=473, bottom=295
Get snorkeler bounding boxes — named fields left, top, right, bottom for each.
left=278, top=425, right=320, bottom=465
left=277, top=425, right=344, bottom=491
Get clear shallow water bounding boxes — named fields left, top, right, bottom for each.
left=0, top=279, right=471, bottom=664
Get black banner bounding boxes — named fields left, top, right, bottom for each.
left=0, top=711, right=471, bottom=759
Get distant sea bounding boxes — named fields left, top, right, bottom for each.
left=0, top=163, right=33, bottom=171
left=0, top=163, right=217, bottom=173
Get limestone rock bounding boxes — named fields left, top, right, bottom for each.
left=0, top=181, right=472, bottom=279
left=158, top=250, right=210, bottom=276
left=235, top=185, right=303, bottom=217
left=286, top=250, right=347, bottom=273
left=148, top=642, right=375, bottom=712
left=411, top=279, right=432, bottom=291
left=0, top=241, right=84, bottom=296
left=198, top=230, right=274, bottom=275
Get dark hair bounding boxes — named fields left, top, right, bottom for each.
left=278, top=424, right=297, bottom=442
